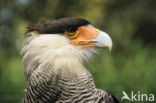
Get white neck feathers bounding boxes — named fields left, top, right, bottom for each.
left=21, top=34, right=96, bottom=75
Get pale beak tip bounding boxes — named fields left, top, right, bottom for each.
left=93, top=30, right=113, bottom=51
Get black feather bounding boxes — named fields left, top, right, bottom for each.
left=26, top=17, right=91, bottom=34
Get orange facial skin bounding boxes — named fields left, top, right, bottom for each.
left=67, top=26, right=99, bottom=46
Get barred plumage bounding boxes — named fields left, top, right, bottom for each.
left=22, top=63, right=118, bottom=103
left=21, top=17, right=118, bottom=103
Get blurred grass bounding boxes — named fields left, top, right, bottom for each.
left=89, top=44, right=156, bottom=102
left=0, top=53, right=25, bottom=103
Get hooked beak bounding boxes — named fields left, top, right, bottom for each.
left=70, top=26, right=112, bottom=50
left=92, top=31, right=112, bottom=51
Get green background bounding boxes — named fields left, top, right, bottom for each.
left=0, top=0, right=156, bottom=103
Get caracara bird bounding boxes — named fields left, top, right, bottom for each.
left=21, top=17, right=119, bottom=103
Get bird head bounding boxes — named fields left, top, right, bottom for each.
left=23, top=17, right=112, bottom=63
left=65, top=25, right=112, bottom=51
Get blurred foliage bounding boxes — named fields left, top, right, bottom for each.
left=0, top=0, right=156, bottom=103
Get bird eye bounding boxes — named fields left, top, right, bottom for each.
left=65, top=30, right=79, bottom=39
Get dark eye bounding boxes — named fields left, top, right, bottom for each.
left=65, top=27, right=77, bottom=36
left=67, top=27, right=77, bottom=32
left=65, top=28, right=79, bottom=39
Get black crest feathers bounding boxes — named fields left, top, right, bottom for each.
left=26, top=17, right=91, bottom=34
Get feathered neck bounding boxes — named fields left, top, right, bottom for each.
left=21, top=33, right=96, bottom=76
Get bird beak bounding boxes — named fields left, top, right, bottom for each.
left=91, top=30, right=112, bottom=51
left=70, top=27, right=112, bottom=50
